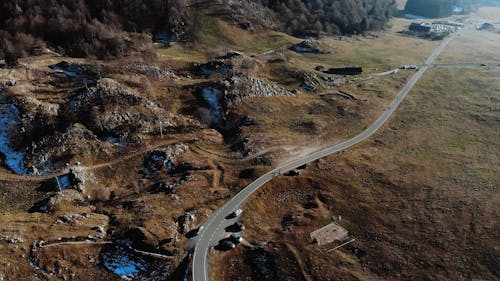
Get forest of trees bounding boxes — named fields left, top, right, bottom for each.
left=405, top=0, right=454, bottom=18
left=251, top=0, right=397, bottom=36
left=0, top=0, right=397, bottom=62
left=0, top=0, right=188, bottom=61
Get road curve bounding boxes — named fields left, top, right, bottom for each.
left=192, top=34, right=457, bottom=281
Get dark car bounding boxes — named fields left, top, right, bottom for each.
left=297, top=163, right=308, bottom=170
left=225, top=221, right=245, bottom=232
left=229, top=233, right=242, bottom=244
left=194, top=225, right=204, bottom=235
left=285, top=169, right=300, bottom=176
left=219, top=239, right=236, bottom=250
left=185, top=225, right=204, bottom=238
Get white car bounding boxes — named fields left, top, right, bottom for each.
left=226, top=208, right=243, bottom=219
left=233, top=209, right=243, bottom=217
left=194, top=225, right=205, bottom=235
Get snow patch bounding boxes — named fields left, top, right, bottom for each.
left=202, top=87, right=223, bottom=125
left=101, top=241, right=147, bottom=279
left=0, top=102, right=27, bottom=174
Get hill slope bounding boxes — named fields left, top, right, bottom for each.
left=0, top=0, right=396, bottom=61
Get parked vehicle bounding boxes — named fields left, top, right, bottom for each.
left=229, top=233, right=242, bottom=244
left=225, top=221, right=245, bottom=232
left=285, top=169, right=300, bottom=176
left=195, top=226, right=204, bottom=235
left=226, top=208, right=243, bottom=219
left=219, top=239, right=236, bottom=249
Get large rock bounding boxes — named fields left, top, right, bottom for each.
left=222, top=75, right=295, bottom=106
left=141, top=144, right=189, bottom=179
left=68, top=78, right=185, bottom=139
left=26, top=123, right=114, bottom=172
left=113, top=62, right=179, bottom=80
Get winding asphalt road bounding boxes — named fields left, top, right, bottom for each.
left=192, top=33, right=457, bottom=281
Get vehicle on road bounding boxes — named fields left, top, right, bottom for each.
left=225, top=208, right=242, bottom=219
left=409, top=65, right=418, bottom=69
left=218, top=239, right=236, bottom=250
left=229, top=233, right=242, bottom=244
left=192, top=28, right=459, bottom=281
left=480, top=63, right=487, bottom=66
left=195, top=226, right=204, bottom=235
left=185, top=225, right=205, bottom=238
left=285, top=169, right=300, bottom=176
left=297, top=163, right=308, bottom=170
left=225, top=221, right=245, bottom=232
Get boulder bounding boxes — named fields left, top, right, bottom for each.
left=222, top=75, right=296, bottom=106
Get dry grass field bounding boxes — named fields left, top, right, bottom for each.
left=0, top=4, right=498, bottom=281
left=210, top=9, right=500, bottom=280
left=212, top=65, right=499, bottom=281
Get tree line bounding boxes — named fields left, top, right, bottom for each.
left=405, top=0, right=454, bottom=18
left=251, top=0, right=397, bottom=36
left=0, top=0, right=187, bottom=61
left=0, top=0, right=398, bottom=62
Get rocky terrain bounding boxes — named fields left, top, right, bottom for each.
left=0, top=3, right=498, bottom=281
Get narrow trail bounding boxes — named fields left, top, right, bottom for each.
left=39, top=240, right=112, bottom=248
left=190, top=144, right=294, bottom=164
left=0, top=137, right=191, bottom=182
left=0, top=135, right=296, bottom=183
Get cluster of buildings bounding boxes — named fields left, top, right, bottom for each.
left=407, top=21, right=464, bottom=40
left=409, top=21, right=463, bottom=34
left=477, top=22, right=500, bottom=33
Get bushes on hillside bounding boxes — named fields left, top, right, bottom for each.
left=251, top=0, right=397, bottom=36
left=0, top=0, right=188, bottom=59
left=405, top=0, right=454, bottom=18
left=0, top=0, right=397, bottom=60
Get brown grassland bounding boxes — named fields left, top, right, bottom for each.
left=0, top=6, right=498, bottom=281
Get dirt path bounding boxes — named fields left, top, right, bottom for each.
left=0, top=137, right=192, bottom=182
left=191, top=144, right=296, bottom=164
left=0, top=135, right=297, bottom=183
left=39, top=240, right=112, bottom=248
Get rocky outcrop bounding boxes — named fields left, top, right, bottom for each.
left=1, top=77, right=196, bottom=174
left=116, top=62, right=179, bottom=80
left=291, top=70, right=344, bottom=93
left=26, top=123, right=114, bottom=173
left=222, top=75, right=295, bottom=106
left=29, top=189, right=86, bottom=214
left=141, top=144, right=189, bottom=179
left=68, top=78, right=185, bottom=139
